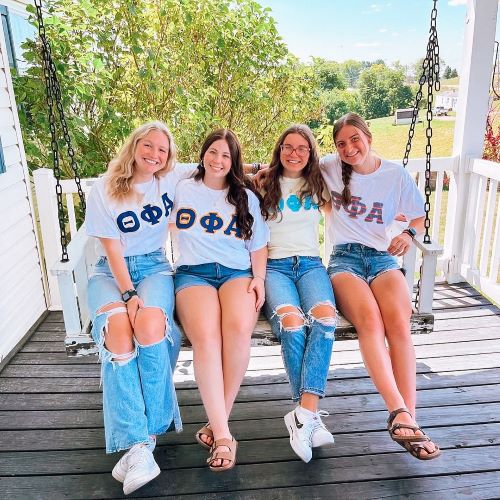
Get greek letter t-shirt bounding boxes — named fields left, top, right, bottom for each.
left=172, top=178, right=269, bottom=270
left=320, top=154, right=425, bottom=251
left=266, top=177, right=325, bottom=259
left=85, top=163, right=197, bottom=257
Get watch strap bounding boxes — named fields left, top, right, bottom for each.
left=121, top=289, right=138, bottom=302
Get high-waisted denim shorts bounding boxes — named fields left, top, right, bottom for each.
left=174, top=262, right=252, bottom=293
left=327, top=243, right=403, bottom=284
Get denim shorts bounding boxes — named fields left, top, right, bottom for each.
left=174, top=262, right=253, bottom=293
left=327, top=243, right=403, bottom=284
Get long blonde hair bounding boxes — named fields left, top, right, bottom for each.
left=106, top=121, right=177, bottom=202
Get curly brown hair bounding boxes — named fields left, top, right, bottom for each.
left=194, top=129, right=257, bottom=240
left=260, top=124, right=326, bottom=220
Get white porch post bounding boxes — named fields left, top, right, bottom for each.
left=33, top=168, right=62, bottom=309
left=444, top=0, right=498, bottom=283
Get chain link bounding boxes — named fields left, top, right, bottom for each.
left=34, top=0, right=86, bottom=262
left=402, top=0, right=439, bottom=308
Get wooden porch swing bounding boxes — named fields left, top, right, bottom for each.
left=33, top=0, right=443, bottom=356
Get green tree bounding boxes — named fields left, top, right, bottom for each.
left=16, top=0, right=321, bottom=176
left=323, top=89, right=362, bottom=124
left=339, top=59, right=363, bottom=88
left=311, top=58, right=347, bottom=91
left=358, top=64, right=413, bottom=119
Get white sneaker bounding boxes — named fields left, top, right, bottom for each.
left=311, top=410, right=335, bottom=448
left=112, top=440, right=157, bottom=484
left=284, top=408, right=315, bottom=463
left=117, top=444, right=160, bottom=495
left=111, top=451, right=129, bottom=483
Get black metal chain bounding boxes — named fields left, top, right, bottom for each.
left=34, top=0, right=86, bottom=262
left=402, top=0, right=439, bottom=307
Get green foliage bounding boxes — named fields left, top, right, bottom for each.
left=16, top=0, right=322, bottom=176
left=323, top=89, right=361, bottom=124
left=358, top=64, right=413, bottom=119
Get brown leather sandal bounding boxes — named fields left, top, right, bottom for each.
left=206, top=437, right=238, bottom=472
left=399, top=437, right=441, bottom=460
left=195, top=423, right=213, bottom=449
left=387, top=408, right=428, bottom=443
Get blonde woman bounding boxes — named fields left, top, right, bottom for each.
left=85, top=121, right=195, bottom=494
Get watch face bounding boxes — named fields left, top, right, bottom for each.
left=407, top=227, right=416, bottom=237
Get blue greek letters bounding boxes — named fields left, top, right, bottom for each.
left=278, top=194, right=319, bottom=212
left=346, top=196, right=367, bottom=219
left=161, top=192, right=174, bottom=217
left=141, top=204, right=162, bottom=225
left=176, top=208, right=196, bottom=229
left=175, top=210, right=242, bottom=238
left=224, top=214, right=242, bottom=238
left=115, top=191, right=173, bottom=233
left=200, top=212, right=224, bottom=233
left=117, top=211, right=140, bottom=232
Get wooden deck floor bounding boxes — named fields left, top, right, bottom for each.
left=1, top=281, right=500, bottom=499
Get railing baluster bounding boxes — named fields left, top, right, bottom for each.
left=480, top=179, right=498, bottom=277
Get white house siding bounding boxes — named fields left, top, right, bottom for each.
left=0, top=3, right=46, bottom=363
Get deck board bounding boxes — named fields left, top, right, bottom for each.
left=1, top=281, right=499, bottom=499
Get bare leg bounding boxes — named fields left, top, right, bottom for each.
left=331, top=273, right=407, bottom=411
left=219, top=277, right=259, bottom=414
left=371, top=270, right=437, bottom=456
left=176, top=286, right=230, bottom=449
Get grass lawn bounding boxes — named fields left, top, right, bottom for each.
left=367, top=115, right=455, bottom=160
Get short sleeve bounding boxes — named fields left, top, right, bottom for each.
left=85, top=179, right=120, bottom=239
left=245, top=191, right=269, bottom=252
left=396, top=169, right=425, bottom=221
left=171, top=162, right=199, bottom=183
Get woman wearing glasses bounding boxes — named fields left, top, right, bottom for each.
left=259, top=124, right=337, bottom=463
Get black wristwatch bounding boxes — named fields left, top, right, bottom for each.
left=121, top=289, right=138, bottom=302
left=402, top=227, right=417, bottom=239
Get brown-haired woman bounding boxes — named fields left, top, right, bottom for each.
left=172, top=129, right=269, bottom=471
left=321, top=112, right=440, bottom=460
left=260, top=124, right=337, bottom=463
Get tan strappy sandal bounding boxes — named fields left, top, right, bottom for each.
left=387, top=408, right=428, bottom=443
left=206, top=437, right=238, bottom=472
left=195, top=423, right=213, bottom=449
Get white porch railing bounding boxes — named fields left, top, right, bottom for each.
left=32, top=157, right=457, bottom=347
left=460, top=157, right=500, bottom=305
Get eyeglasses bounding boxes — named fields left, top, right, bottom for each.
left=280, top=144, right=311, bottom=156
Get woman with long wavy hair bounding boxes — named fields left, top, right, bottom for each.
left=85, top=121, right=197, bottom=495
left=172, top=128, right=269, bottom=472
left=260, top=124, right=337, bottom=463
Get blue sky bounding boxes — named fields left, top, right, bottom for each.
left=258, top=0, right=476, bottom=71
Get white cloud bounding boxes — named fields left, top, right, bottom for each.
left=448, top=0, right=466, bottom=6
left=355, top=42, right=381, bottom=47
left=379, top=28, right=388, bottom=33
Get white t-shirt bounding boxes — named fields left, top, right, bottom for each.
left=85, top=163, right=197, bottom=257
left=172, top=178, right=269, bottom=269
left=266, top=177, right=324, bottom=259
left=320, top=154, right=425, bottom=251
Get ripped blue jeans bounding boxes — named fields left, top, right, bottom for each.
left=87, top=249, right=182, bottom=453
left=264, top=256, right=336, bottom=401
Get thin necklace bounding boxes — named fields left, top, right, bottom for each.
left=204, top=183, right=227, bottom=209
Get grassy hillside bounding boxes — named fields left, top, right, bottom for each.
left=367, top=116, right=455, bottom=160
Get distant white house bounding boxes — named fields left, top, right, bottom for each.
left=0, top=0, right=46, bottom=366
left=436, top=90, right=459, bottom=111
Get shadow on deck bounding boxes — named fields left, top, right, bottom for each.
left=1, top=281, right=500, bottom=499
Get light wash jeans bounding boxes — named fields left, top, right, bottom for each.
left=88, top=249, right=182, bottom=453
left=263, top=256, right=336, bottom=401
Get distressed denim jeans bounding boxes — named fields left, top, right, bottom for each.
left=88, top=249, right=182, bottom=453
left=263, top=256, right=337, bottom=401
